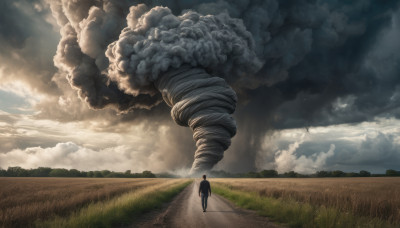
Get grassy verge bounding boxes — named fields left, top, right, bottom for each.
left=37, top=179, right=192, bottom=228
left=213, top=182, right=397, bottom=228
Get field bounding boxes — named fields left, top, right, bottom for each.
left=2, top=177, right=399, bottom=228
left=213, top=177, right=400, bottom=227
left=0, top=177, right=191, bottom=227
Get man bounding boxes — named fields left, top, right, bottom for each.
left=198, top=174, right=211, bottom=212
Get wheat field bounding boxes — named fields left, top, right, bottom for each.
left=0, top=177, right=168, bottom=227
left=38, top=179, right=191, bottom=228
left=213, top=177, right=400, bottom=223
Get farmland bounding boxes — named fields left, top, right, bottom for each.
left=0, top=177, right=191, bottom=227
left=2, top=177, right=399, bottom=228
left=213, top=177, right=400, bottom=227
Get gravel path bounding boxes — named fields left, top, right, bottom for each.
left=130, top=181, right=283, bottom=228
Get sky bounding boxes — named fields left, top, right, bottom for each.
left=0, top=0, right=399, bottom=174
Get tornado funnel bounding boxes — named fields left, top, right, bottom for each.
left=55, top=2, right=261, bottom=174
left=155, top=66, right=237, bottom=174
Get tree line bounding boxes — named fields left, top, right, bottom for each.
left=1, top=166, right=399, bottom=178
left=209, top=169, right=400, bottom=178
left=0, top=166, right=155, bottom=178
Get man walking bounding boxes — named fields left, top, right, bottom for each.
left=199, top=174, right=211, bottom=212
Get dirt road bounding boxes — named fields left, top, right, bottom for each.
left=131, top=181, right=281, bottom=228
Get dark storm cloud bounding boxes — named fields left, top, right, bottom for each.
left=185, top=0, right=400, bottom=171
left=44, top=0, right=400, bottom=172
left=0, top=0, right=390, bottom=171
left=253, top=1, right=400, bottom=129
left=49, top=0, right=400, bottom=120
left=215, top=0, right=400, bottom=171
left=105, top=4, right=263, bottom=173
left=0, top=0, right=60, bottom=94
left=50, top=0, right=163, bottom=112
left=52, top=0, right=263, bottom=172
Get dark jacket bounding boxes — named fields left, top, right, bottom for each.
left=199, top=180, right=211, bottom=196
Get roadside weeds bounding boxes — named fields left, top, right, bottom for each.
left=36, top=179, right=193, bottom=228
left=213, top=182, right=397, bottom=228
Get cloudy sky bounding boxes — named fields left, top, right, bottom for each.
left=0, top=0, right=399, bottom=174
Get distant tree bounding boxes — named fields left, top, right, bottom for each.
left=359, top=170, right=371, bottom=177
left=49, top=168, right=70, bottom=177
left=331, top=170, right=345, bottom=177
left=386, top=169, right=400, bottom=176
left=316, top=171, right=331, bottom=177
left=246, top=171, right=261, bottom=178
left=0, top=167, right=161, bottom=178
left=101, top=170, right=111, bottom=177
left=129, top=172, right=138, bottom=178
left=284, top=171, right=298, bottom=178
left=69, top=169, right=81, bottom=177
left=0, top=167, right=6, bottom=176
left=93, top=171, right=103, bottom=177
left=30, top=167, right=52, bottom=177
left=141, top=170, right=156, bottom=178
left=345, top=172, right=359, bottom=177
left=7, top=166, right=28, bottom=177
left=80, top=171, right=88, bottom=177
left=106, top=172, right=124, bottom=178
left=87, top=171, right=94, bottom=177
left=260, top=170, right=278, bottom=178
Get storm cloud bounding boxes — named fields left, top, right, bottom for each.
left=49, top=0, right=400, bottom=172
left=1, top=0, right=399, bottom=173
left=0, top=0, right=59, bottom=96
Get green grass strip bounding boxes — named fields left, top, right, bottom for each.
left=37, top=179, right=192, bottom=228
left=213, top=182, right=397, bottom=228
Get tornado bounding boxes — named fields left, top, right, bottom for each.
left=155, top=66, right=237, bottom=173
left=53, top=2, right=261, bottom=173
left=105, top=5, right=261, bottom=174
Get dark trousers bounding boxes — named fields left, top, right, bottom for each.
left=201, top=193, right=208, bottom=210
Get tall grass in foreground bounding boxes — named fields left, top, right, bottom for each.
left=213, top=182, right=397, bottom=228
left=37, top=179, right=192, bottom=228
left=0, top=178, right=162, bottom=227
left=213, top=178, right=400, bottom=223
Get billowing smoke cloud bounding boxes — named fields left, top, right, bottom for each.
left=51, top=0, right=163, bottom=112
left=52, top=1, right=260, bottom=173
left=48, top=0, right=400, bottom=173
left=105, top=5, right=260, bottom=173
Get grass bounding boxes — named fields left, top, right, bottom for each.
left=36, top=179, right=192, bottom=228
left=212, top=179, right=399, bottom=228
left=212, top=178, right=400, bottom=223
left=0, top=178, right=186, bottom=227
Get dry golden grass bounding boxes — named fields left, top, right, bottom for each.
left=213, top=177, right=400, bottom=223
left=39, top=179, right=192, bottom=228
left=0, top=177, right=167, bottom=227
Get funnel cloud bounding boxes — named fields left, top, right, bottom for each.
left=105, top=5, right=260, bottom=173
left=52, top=2, right=260, bottom=173
left=155, top=67, right=237, bottom=173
